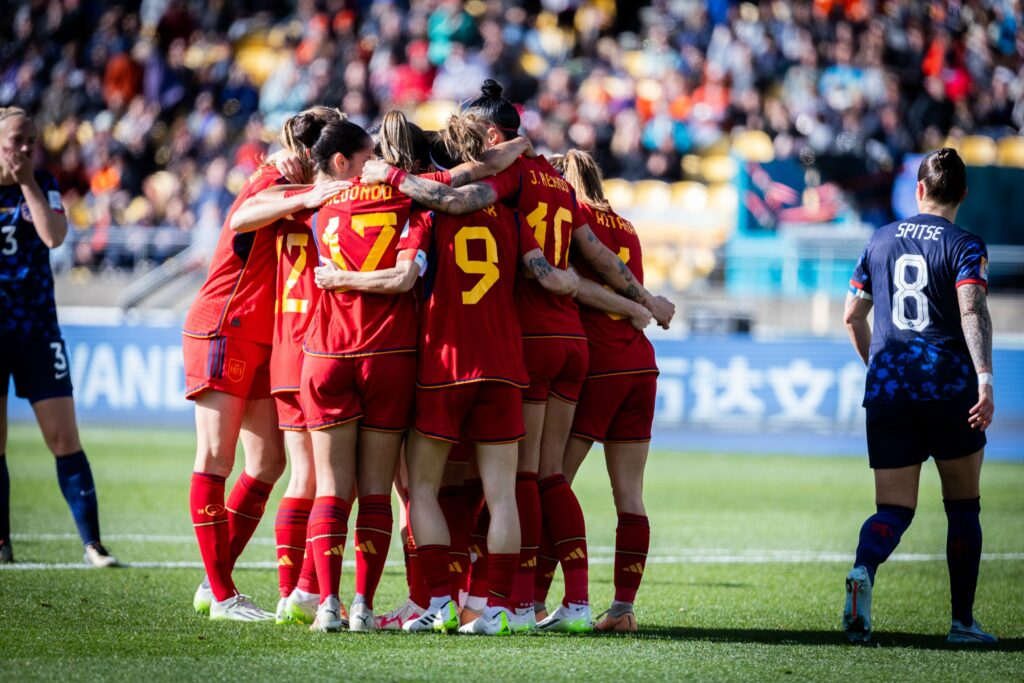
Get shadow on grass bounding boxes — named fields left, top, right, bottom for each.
left=627, top=626, right=1024, bottom=651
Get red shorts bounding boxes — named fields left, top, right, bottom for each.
left=522, top=337, right=589, bottom=404
left=183, top=335, right=272, bottom=400
left=571, top=372, right=658, bottom=443
left=415, top=381, right=525, bottom=444
left=301, top=352, right=416, bottom=432
left=274, top=392, right=306, bottom=431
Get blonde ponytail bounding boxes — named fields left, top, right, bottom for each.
left=551, top=149, right=612, bottom=212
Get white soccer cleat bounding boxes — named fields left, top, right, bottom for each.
left=310, top=596, right=344, bottom=632
left=402, top=599, right=459, bottom=633
left=349, top=602, right=376, bottom=632
left=210, top=594, right=274, bottom=622
left=283, top=588, right=319, bottom=625
left=193, top=577, right=213, bottom=616
left=509, top=607, right=537, bottom=633
left=948, top=619, right=998, bottom=645
left=459, top=608, right=513, bottom=635
left=274, top=597, right=290, bottom=625
left=83, top=542, right=118, bottom=568
left=376, top=599, right=423, bottom=630
left=536, top=603, right=593, bottom=633
left=843, top=566, right=873, bottom=642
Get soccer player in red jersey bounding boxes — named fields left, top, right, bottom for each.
left=333, top=129, right=578, bottom=635
left=228, top=109, right=350, bottom=627
left=183, top=107, right=348, bottom=622
left=550, top=151, right=661, bottom=632
left=361, top=81, right=675, bottom=632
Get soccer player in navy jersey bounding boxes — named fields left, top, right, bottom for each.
left=842, top=148, right=995, bottom=644
left=0, top=108, right=116, bottom=567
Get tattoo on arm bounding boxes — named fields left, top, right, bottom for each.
left=449, top=168, right=473, bottom=189
left=399, top=175, right=496, bottom=214
left=959, top=285, right=993, bottom=373
left=527, top=255, right=554, bottom=280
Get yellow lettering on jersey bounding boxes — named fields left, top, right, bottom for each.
left=351, top=212, right=398, bottom=273
left=606, top=246, right=630, bottom=321
left=455, top=226, right=500, bottom=305
left=526, top=202, right=572, bottom=266
left=276, top=232, right=310, bottom=314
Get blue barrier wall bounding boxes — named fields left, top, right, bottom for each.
left=8, top=324, right=1023, bottom=459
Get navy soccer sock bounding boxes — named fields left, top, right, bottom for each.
left=0, top=454, right=9, bottom=542
left=55, top=451, right=101, bottom=547
left=944, top=497, right=982, bottom=626
left=853, top=504, right=915, bottom=584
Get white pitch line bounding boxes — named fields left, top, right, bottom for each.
left=2, top=553, right=1023, bottom=571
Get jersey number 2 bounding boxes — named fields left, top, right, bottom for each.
left=892, top=254, right=930, bottom=331
left=276, top=232, right=309, bottom=314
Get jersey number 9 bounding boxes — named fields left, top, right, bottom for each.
left=454, top=226, right=499, bottom=305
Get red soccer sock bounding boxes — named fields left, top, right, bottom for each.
left=190, top=472, right=235, bottom=602
left=512, top=472, right=541, bottom=610
left=486, top=553, right=518, bottom=610
left=540, top=473, right=589, bottom=606
left=296, top=534, right=319, bottom=594
left=534, top=524, right=558, bottom=605
left=439, top=484, right=471, bottom=601
left=614, top=513, right=650, bottom=604
left=226, top=472, right=275, bottom=568
left=354, top=494, right=393, bottom=609
left=416, top=544, right=453, bottom=600
left=275, top=497, right=312, bottom=597
left=309, top=496, right=351, bottom=604
left=468, top=505, right=490, bottom=601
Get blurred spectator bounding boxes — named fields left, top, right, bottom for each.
left=0, top=0, right=1019, bottom=272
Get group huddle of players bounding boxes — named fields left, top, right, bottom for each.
left=182, top=80, right=675, bottom=635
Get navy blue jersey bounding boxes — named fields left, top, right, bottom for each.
left=0, top=171, right=64, bottom=338
left=850, top=213, right=988, bottom=405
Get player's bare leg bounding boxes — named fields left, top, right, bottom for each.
left=308, top=421, right=358, bottom=631
left=458, top=442, right=519, bottom=635
left=844, top=463, right=921, bottom=641
left=562, top=435, right=594, bottom=485
left=191, top=390, right=270, bottom=620
left=402, top=431, right=458, bottom=632
left=350, top=429, right=403, bottom=630
left=276, top=429, right=316, bottom=624
left=935, top=449, right=994, bottom=643
left=535, top=396, right=591, bottom=632
left=595, top=441, right=650, bottom=632
left=30, top=396, right=114, bottom=566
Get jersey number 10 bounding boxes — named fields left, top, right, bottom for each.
left=892, top=254, right=931, bottom=331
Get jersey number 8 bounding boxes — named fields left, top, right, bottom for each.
left=892, top=254, right=931, bottom=331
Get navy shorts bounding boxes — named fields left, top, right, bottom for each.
left=865, top=397, right=986, bottom=469
left=0, top=336, right=74, bottom=403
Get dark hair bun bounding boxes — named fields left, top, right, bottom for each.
left=917, top=147, right=966, bottom=206
left=481, top=79, right=503, bottom=99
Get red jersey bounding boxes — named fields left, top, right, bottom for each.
left=301, top=182, right=429, bottom=358
left=270, top=208, right=320, bottom=393
left=183, top=165, right=284, bottom=344
left=481, top=155, right=587, bottom=339
left=417, top=204, right=540, bottom=387
left=573, top=204, right=657, bottom=377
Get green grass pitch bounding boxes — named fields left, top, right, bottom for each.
left=1, top=424, right=1022, bottom=681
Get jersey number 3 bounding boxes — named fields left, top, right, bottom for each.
left=892, top=254, right=930, bottom=331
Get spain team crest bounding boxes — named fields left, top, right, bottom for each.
left=226, top=359, right=246, bottom=382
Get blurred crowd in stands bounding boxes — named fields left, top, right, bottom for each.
left=2, top=0, right=1022, bottom=271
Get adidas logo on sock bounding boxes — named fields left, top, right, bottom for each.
left=624, top=562, right=645, bottom=575
left=521, top=557, right=537, bottom=568
left=564, top=547, right=587, bottom=561
left=324, top=544, right=345, bottom=556
left=279, top=556, right=295, bottom=567
left=357, top=540, right=378, bottom=555
left=449, top=560, right=463, bottom=573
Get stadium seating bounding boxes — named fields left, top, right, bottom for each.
left=996, top=136, right=1024, bottom=167
left=958, top=135, right=999, bottom=166
left=731, top=130, right=775, bottom=163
